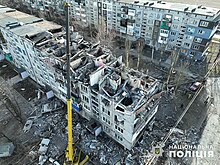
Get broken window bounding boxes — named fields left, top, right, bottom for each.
left=116, top=106, right=124, bottom=112
left=103, top=116, right=110, bottom=125
left=115, top=133, right=123, bottom=141
left=184, top=42, right=190, bottom=47
left=120, top=19, right=127, bottom=27
left=194, top=37, right=202, bottom=43
left=193, top=45, right=200, bottom=50
left=198, top=30, right=205, bottom=35
left=121, top=97, right=133, bottom=106
left=81, top=85, right=87, bottom=92
left=102, top=97, right=110, bottom=106
left=189, top=51, right=196, bottom=56
left=82, top=95, right=89, bottom=103
left=170, top=31, right=176, bottom=36
left=187, top=27, right=195, bottom=33
left=199, top=21, right=209, bottom=27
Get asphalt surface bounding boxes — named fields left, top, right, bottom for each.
left=192, top=77, right=220, bottom=165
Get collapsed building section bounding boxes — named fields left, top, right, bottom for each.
left=0, top=5, right=161, bottom=149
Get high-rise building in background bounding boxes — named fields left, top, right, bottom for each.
left=23, top=0, right=220, bottom=61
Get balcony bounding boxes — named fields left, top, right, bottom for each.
left=160, top=21, right=171, bottom=30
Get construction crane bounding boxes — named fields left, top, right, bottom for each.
left=64, top=2, right=89, bottom=165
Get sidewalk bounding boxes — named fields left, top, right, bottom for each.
left=191, top=77, right=220, bottom=165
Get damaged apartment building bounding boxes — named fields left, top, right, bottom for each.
left=0, top=5, right=161, bottom=150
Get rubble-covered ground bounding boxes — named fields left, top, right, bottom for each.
left=1, top=52, right=217, bottom=165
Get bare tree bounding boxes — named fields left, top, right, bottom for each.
left=136, top=38, right=145, bottom=70
left=166, top=48, right=179, bottom=90
left=125, top=36, right=132, bottom=68
left=95, top=17, right=116, bottom=49
left=173, top=60, right=188, bottom=95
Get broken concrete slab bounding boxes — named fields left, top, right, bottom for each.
left=23, top=119, right=34, bottom=133
left=38, top=155, right=48, bottom=165
left=23, top=116, right=37, bottom=133
left=0, top=143, right=15, bottom=157
left=38, top=138, right=50, bottom=155
left=49, top=157, right=60, bottom=165
left=41, top=100, right=64, bottom=114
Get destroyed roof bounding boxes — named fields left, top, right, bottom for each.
left=0, top=6, right=160, bottom=113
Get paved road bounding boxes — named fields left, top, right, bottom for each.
left=192, top=77, right=220, bottom=165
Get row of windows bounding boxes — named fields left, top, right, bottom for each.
left=102, top=116, right=110, bottom=125
left=115, top=125, right=123, bottom=133
left=115, top=133, right=123, bottom=141
left=181, top=49, right=197, bottom=56
left=187, top=28, right=205, bottom=35
left=81, top=85, right=88, bottom=92
left=102, top=107, right=110, bottom=116
left=82, top=95, right=89, bottom=103
left=200, top=21, right=209, bottom=27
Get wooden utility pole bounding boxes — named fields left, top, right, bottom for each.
left=173, top=60, right=188, bottom=96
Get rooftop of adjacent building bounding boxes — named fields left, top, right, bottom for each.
left=117, top=0, right=220, bottom=16
left=0, top=5, right=61, bottom=36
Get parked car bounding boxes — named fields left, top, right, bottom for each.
left=189, top=82, right=202, bottom=91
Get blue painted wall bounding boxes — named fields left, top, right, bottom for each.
left=185, top=25, right=213, bottom=39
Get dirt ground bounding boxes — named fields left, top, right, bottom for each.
left=0, top=67, right=40, bottom=165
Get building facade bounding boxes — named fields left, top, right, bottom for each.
left=23, top=0, right=220, bottom=61
left=87, top=0, right=220, bottom=61
left=0, top=5, right=161, bottom=150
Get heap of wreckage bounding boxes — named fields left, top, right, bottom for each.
left=3, top=16, right=163, bottom=164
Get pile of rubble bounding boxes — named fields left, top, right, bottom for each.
left=20, top=90, right=201, bottom=165
left=22, top=97, right=67, bottom=165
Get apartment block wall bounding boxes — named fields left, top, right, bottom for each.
left=0, top=5, right=160, bottom=150
left=0, top=28, right=62, bottom=96
left=22, top=0, right=219, bottom=60
left=76, top=0, right=219, bottom=60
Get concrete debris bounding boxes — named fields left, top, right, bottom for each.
left=38, top=155, right=48, bottom=165
left=2, top=64, right=7, bottom=68
left=89, top=141, right=97, bottom=150
left=38, top=138, right=50, bottom=154
left=0, top=143, right=15, bottom=158
left=172, top=128, right=184, bottom=135
left=49, top=157, right=60, bottom=165
left=41, top=99, right=64, bottom=114
left=100, top=151, right=108, bottom=164
left=23, top=118, right=34, bottom=133
left=28, top=151, right=38, bottom=160
left=23, top=116, right=36, bottom=133
left=125, top=154, right=133, bottom=164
